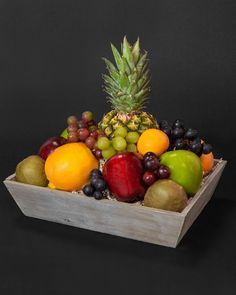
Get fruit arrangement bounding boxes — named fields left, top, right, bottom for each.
left=14, top=37, right=216, bottom=213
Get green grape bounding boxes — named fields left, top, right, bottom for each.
left=112, top=136, right=127, bottom=151
left=114, top=126, right=128, bottom=138
left=127, top=143, right=137, bottom=152
left=126, top=131, right=140, bottom=144
left=97, top=137, right=111, bottom=150
left=102, top=146, right=116, bottom=160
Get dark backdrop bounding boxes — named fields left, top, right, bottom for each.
left=0, top=0, right=235, bottom=294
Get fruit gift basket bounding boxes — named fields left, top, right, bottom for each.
left=4, top=37, right=226, bottom=247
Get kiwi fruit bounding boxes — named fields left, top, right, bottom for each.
left=15, top=155, right=48, bottom=187
left=144, top=179, right=188, bottom=212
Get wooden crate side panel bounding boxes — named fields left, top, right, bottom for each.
left=177, top=160, right=226, bottom=244
left=4, top=180, right=184, bottom=248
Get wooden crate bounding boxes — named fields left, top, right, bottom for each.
left=3, top=159, right=226, bottom=248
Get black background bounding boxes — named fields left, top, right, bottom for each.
left=0, top=0, right=235, bottom=294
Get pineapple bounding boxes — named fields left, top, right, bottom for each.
left=99, top=36, right=158, bottom=137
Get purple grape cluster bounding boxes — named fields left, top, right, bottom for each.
left=142, top=152, right=170, bottom=186
left=159, top=119, right=213, bottom=157
left=82, top=169, right=107, bottom=200
left=66, top=113, right=104, bottom=160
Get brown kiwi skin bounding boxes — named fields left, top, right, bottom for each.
left=144, top=179, right=188, bottom=212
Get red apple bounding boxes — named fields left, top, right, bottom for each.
left=103, top=152, right=146, bottom=202
left=39, top=136, right=66, bottom=160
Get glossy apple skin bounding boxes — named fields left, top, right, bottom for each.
left=160, top=150, right=203, bottom=195
left=103, top=152, right=146, bottom=202
left=39, top=136, right=66, bottom=160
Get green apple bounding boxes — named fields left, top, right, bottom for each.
left=160, top=150, right=202, bottom=195
left=60, top=128, right=68, bottom=139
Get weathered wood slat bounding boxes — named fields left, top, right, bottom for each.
left=177, top=160, right=227, bottom=244
left=3, top=160, right=227, bottom=247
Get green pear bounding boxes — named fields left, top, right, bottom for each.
left=16, top=155, right=48, bottom=187
left=160, top=150, right=202, bottom=195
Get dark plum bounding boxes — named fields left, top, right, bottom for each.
left=82, top=184, right=95, bottom=196
left=93, top=191, right=103, bottom=200
left=189, top=142, right=203, bottom=156
left=158, top=165, right=170, bottom=179
left=90, top=169, right=103, bottom=178
left=93, top=178, right=107, bottom=192
left=161, top=125, right=172, bottom=137
left=172, top=119, right=184, bottom=129
left=202, top=143, right=213, bottom=154
left=174, top=138, right=187, bottom=150
left=159, top=120, right=169, bottom=128
left=192, top=137, right=201, bottom=144
left=143, top=152, right=157, bottom=161
left=184, top=128, right=198, bottom=140
left=172, top=127, right=184, bottom=139
left=144, top=157, right=160, bottom=171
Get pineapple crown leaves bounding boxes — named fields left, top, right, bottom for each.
left=102, top=36, right=151, bottom=113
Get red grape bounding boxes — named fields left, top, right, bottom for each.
left=67, top=115, right=78, bottom=126
left=82, top=111, right=93, bottom=123
left=85, top=136, right=96, bottom=149
left=78, top=120, right=88, bottom=129
left=68, top=131, right=78, bottom=143
left=77, top=128, right=90, bottom=141
left=94, top=149, right=103, bottom=159
left=67, top=124, right=78, bottom=133
left=90, top=130, right=99, bottom=139
left=143, top=171, right=156, bottom=186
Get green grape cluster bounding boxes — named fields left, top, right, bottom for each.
left=97, top=127, right=140, bottom=160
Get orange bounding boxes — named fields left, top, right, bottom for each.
left=137, top=129, right=170, bottom=156
left=200, top=152, right=214, bottom=174
left=45, top=142, right=98, bottom=191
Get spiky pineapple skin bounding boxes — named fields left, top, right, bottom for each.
left=100, top=37, right=159, bottom=138
left=99, top=110, right=159, bottom=137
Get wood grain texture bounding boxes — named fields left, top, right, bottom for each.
left=177, top=160, right=227, bottom=244
left=3, top=160, right=227, bottom=248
